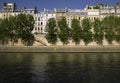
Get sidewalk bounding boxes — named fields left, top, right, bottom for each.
left=0, top=46, right=120, bottom=53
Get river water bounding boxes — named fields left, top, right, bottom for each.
left=0, top=53, right=120, bottom=83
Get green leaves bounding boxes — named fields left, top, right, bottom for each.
left=58, top=17, right=69, bottom=45
left=1, top=14, right=120, bottom=46
left=71, top=18, right=81, bottom=44
left=102, top=16, right=116, bottom=44
left=93, top=18, right=104, bottom=45
left=82, top=18, right=92, bottom=45
left=0, top=14, right=34, bottom=46
left=16, top=14, right=34, bottom=46
left=114, top=16, right=120, bottom=44
left=45, top=18, right=57, bottom=44
left=0, top=18, right=9, bottom=45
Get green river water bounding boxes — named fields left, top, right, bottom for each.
left=0, top=53, right=120, bottom=83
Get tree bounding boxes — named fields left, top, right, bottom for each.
left=8, top=16, right=18, bottom=46
left=87, top=6, right=92, bottom=9
left=0, top=19, right=5, bottom=45
left=0, top=14, right=34, bottom=46
left=102, top=16, right=116, bottom=44
left=115, top=16, right=120, bottom=45
left=71, top=18, right=81, bottom=44
left=45, top=18, right=57, bottom=45
left=93, top=4, right=99, bottom=9
left=0, top=18, right=9, bottom=45
left=81, top=18, right=93, bottom=45
left=58, top=17, right=69, bottom=45
left=16, top=14, right=34, bottom=46
left=93, top=18, right=104, bottom=45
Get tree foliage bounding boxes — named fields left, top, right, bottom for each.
left=82, top=18, right=92, bottom=45
left=1, top=14, right=120, bottom=46
left=58, top=17, right=69, bottom=45
left=102, top=16, right=116, bottom=44
left=8, top=16, right=18, bottom=45
left=114, top=16, right=120, bottom=45
left=0, top=14, right=34, bottom=46
left=0, top=18, right=9, bottom=45
left=93, top=18, right=104, bottom=45
left=71, top=18, right=81, bottom=44
left=93, top=4, right=99, bottom=9
left=16, top=14, right=34, bottom=46
left=45, top=18, right=57, bottom=44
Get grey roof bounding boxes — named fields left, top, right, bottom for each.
left=67, top=12, right=87, bottom=16
left=14, top=10, right=21, bottom=12
left=67, top=9, right=88, bottom=16
left=55, top=9, right=67, bottom=12
left=24, top=9, right=35, bottom=11
left=44, top=10, right=55, bottom=14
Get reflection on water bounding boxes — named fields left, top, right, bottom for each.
left=0, top=53, right=120, bottom=83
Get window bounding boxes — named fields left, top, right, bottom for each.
left=35, top=27, right=37, bottom=30
left=41, top=22, right=43, bottom=25
left=38, top=18, right=40, bottom=21
left=30, top=11, right=32, bottom=13
left=41, top=27, right=43, bottom=33
left=38, top=27, right=40, bottom=30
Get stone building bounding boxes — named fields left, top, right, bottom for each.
left=1, top=2, right=17, bottom=19
left=0, top=2, right=120, bottom=35
left=115, top=3, right=120, bottom=16
left=22, top=6, right=37, bottom=16
left=33, top=9, right=55, bottom=34
left=54, top=8, right=68, bottom=22
left=66, top=9, right=87, bottom=28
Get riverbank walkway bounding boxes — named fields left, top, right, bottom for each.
left=0, top=46, right=120, bottom=53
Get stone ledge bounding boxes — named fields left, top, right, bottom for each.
left=0, top=46, right=120, bottom=53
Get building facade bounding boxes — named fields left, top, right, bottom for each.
left=0, top=2, right=120, bottom=34
left=33, top=9, right=56, bottom=34
left=2, top=2, right=17, bottom=19
left=66, top=9, right=87, bottom=28
left=22, top=6, right=37, bottom=15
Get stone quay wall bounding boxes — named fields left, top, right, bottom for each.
left=0, top=46, right=120, bottom=53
